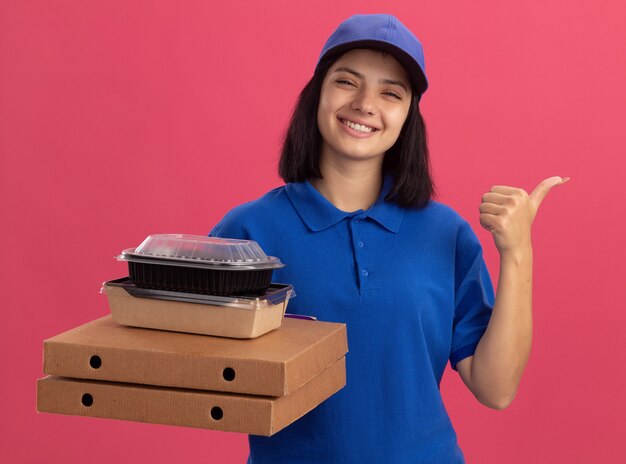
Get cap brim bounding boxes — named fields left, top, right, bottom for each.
left=318, top=40, right=428, bottom=96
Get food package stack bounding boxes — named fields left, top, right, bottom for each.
left=37, top=235, right=348, bottom=436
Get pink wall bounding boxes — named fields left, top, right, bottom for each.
left=2, top=1, right=625, bottom=462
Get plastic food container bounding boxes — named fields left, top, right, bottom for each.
left=117, top=234, right=284, bottom=296
left=102, top=277, right=294, bottom=338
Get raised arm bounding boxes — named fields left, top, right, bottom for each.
left=456, top=176, right=569, bottom=409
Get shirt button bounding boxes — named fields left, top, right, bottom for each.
left=361, top=269, right=368, bottom=277
left=354, top=218, right=360, bottom=223
left=358, top=241, right=364, bottom=248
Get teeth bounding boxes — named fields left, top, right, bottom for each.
left=342, top=119, right=374, bottom=133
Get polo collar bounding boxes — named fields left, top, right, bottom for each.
left=285, top=175, right=405, bottom=233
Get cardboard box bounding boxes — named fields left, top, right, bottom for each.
left=43, top=315, right=348, bottom=396
left=103, top=280, right=291, bottom=339
left=37, top=357, right=345, bottom=436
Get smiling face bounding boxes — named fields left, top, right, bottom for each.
left=316, top=48, right=412, bottom=166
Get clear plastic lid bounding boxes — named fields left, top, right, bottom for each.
left=118, top=234, right=284, bottom=270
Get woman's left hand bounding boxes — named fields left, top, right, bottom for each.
left=479, top=176, right=570, bottom=254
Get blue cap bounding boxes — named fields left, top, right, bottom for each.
left=316, top=14, right=428, bottom=97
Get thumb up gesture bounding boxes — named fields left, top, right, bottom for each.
left=479, top=176, right=570, bottom=254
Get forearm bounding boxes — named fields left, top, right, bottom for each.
left=470, top=245, right=533, bottom=408
left=467, top=176, right=567, bottom=408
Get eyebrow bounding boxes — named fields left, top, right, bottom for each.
left=333, top=66, right=408, bottom=93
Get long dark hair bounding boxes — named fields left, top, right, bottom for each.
left=278, top=49, right=436, bottom=209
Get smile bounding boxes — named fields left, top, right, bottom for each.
left=339, top=118, right=378, bottom=133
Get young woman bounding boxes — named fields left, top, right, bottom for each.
left=210, top=13, right=568, bottom=464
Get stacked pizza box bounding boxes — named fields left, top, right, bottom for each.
left=37, top=235, right=348, bottom=436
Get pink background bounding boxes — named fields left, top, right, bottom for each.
left=1, top=0, right=625, bottom=462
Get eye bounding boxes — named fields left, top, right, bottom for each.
left=335, top=79, right=355, bottom=86
left=383, top=91, right=402, bottom=100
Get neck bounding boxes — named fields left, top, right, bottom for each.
left=310, top=153, right=383, bottom=212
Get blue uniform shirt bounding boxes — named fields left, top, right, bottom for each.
left=210, top=176, right=494, bottom=464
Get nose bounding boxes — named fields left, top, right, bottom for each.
left=350, top=87, right=377, bottom=115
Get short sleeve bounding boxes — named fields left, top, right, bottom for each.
left=208, top=203, right=253, bottom=240
left=449, top=220, right=495, bottom=371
